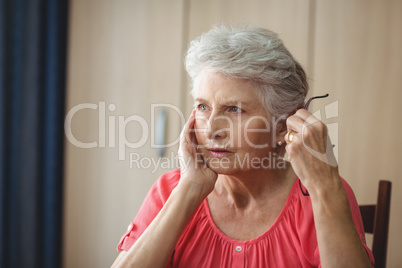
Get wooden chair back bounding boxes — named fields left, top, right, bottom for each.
left=359, top=180, right=392, bottom=268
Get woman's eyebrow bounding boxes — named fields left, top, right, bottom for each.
left=195, top=98, right=208, bottom=103
left=195, top=98, right=250, bottom=106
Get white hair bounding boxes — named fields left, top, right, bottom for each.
left=185, top=24, right=308, bottom=118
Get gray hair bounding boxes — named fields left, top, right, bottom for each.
left=185, top=24, right=308, bottom=118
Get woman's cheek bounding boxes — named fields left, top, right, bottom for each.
left=242, top=121, right=271, bottom=149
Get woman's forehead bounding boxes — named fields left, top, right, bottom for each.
left=196, top=72, right=261, bottom=105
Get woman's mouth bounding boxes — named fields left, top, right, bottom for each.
left=207, top=148, right=233, bottom=157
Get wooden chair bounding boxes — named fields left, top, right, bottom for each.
left=359, top=180, right=392, bottom=268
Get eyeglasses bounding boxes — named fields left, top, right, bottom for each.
left=299, top=93, right=329, bottom=196
left=304, top=93, right=329, bottom=110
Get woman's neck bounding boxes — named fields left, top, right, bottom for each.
left=212, top=165, right=296, bottom=208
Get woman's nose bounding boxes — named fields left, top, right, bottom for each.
left=206, top=113, right=230, bottom=140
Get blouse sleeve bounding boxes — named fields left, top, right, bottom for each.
left=116, top=169, right=181, bottom=251
left=341, top=179, right=376, bottom=266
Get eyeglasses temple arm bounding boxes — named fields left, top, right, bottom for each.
left=304, top=93, right=329, bottom=110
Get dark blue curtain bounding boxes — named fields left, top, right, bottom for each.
left=0, top=0, right=69, bottom=267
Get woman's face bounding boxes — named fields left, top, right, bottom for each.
left=193, top=71, right=281, bottom=175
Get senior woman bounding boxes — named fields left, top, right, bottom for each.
left=112, top=25, right=374, bottom=267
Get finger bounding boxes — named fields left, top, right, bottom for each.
left=286, top=109, right=323, bottom=137
left=295, top=110, right=329, bottom=142
left=180, top=110, right=196, bottom=142
left=183, top=111, right=198, bottom=149
left=285, top=134, right=304, bottom=161
left=284, top=130, right=297, bottom=144
left=294, top=109, right=320, bottom=125
left=196, top=152, right=208, bottom=169
left=286, top=115, right=305, bottom=133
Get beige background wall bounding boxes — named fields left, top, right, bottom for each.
left=63, top=1, right=185, bottom=267
left=63, top=0, right=402, bottom=267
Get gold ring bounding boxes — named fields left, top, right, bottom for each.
left=285, top=131, right=297, bottom=143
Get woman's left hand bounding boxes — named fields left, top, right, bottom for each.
left=285, top=109, right=339, bottom=194
left=286, top=109, right=373, bottom=267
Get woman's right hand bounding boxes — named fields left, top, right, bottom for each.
left=177, top=110, right=218, bottom=197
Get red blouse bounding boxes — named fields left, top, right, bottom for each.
left=117, top=169, right=375, bottom=267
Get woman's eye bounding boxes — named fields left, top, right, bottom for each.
left=229, top=106, right=242, bottom=113
left=198, top=104, right=207, bottom=111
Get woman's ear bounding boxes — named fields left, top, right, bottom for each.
left=275, top=109, right=298, bottom=144
left=275, top=119, right=288, bottom=146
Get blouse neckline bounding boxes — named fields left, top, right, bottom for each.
left=202, top=178, right=299, bottom=246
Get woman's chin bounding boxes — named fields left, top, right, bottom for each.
left=205, top=160, right=239, bottom=175
left=210, top=166, right=231, bottom=173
